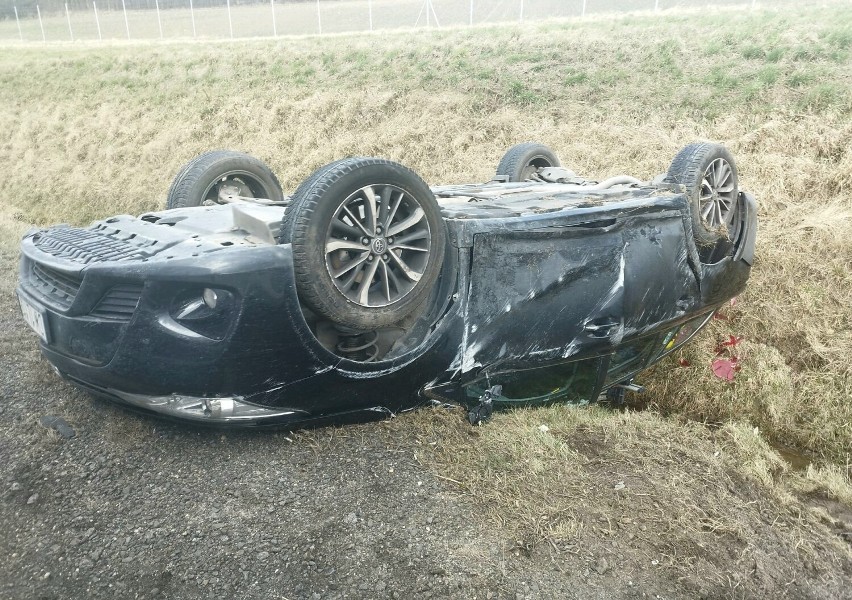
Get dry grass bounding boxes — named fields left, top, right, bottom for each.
left=641, top=320, right=852, bottom=461
left=0, top=0, right=850, bottom=555
left=387, top=405, right=851, bottom=590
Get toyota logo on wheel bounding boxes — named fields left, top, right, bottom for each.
left=372, top=238, right=387, bottom=254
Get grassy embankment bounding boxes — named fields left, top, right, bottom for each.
left=0, top=0, right=849, bottom=557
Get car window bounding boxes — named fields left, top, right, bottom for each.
left=605, top=337, right=660, bottom=385
left=465, top=358, right=601, bottom=406
left=605, top=311, right=715, bottom=386
left=657, top=311, right=714, bottom=359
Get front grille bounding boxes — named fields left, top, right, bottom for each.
left=33, top=226, right=157, bottom=265
left=90, top=285, right=144, bottom=321
left=30, top=263, right=82, bottom=309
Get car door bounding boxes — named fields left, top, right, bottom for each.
left=621, top=213, right=700, bottom=334
left=460, top=223, right=626, bottom=375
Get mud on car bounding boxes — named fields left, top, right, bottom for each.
left=17, top=142, right=756, bottom=426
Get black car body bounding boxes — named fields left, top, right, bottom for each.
left=17, top=144, right=757, bottom=426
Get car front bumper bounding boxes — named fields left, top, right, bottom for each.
left=63, top=375, right=308, bottom=425
left=17, top=233, right=332, bottom=413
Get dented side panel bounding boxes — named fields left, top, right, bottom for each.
left=462, top=227, right=625, bottom=373
left=622, top=215, right=700, bottom=334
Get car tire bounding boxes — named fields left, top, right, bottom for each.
left=166, top=150, right=284, bottom=209
left=664, top=142, right=740, bottom=256
left=495, top=143, right=561, bottom=182
left=281, top=158, right=447, bottom=330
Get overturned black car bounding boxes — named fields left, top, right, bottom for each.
left=17, top=142, right=756, bottom=426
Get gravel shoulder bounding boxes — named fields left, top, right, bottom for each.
left=2, top=242, right=850, bottom=600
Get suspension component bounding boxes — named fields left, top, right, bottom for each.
left=335, top=327, right=379, bottom=362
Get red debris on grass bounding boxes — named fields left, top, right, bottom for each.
left=715, top=335, right=744, bottom=354
left=712, top=357, right=741, bottom=381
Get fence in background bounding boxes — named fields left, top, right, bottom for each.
left=0, top=0, right=768, bottom=43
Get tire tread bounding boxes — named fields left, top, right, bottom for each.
left=664, top=141, right=739, bottom=259
left=495, top=143, right=561, bottom=182
left=167, top=151, right=284, bottom=209
left=281, top=158, right=445, bottom=329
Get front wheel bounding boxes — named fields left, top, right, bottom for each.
left=281, top=158, right=447, bottom=330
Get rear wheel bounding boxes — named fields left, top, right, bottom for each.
left=166, top=150, right=284, bottom=209
left=496, top=143, right=561, bottom=182
left=281, top=158, right=446, bottom=330
left=665, top=142, right=740, bottom=261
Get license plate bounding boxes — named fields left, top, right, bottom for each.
left=18, top=294, right=49, bottom=343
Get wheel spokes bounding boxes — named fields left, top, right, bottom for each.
left=390, top=244, right=429, bottom=253
left=326, top=239, right=369, bottom=254
left=356, top=257, right=382, bottom=305
left=325, top=184, right=432, bottom=308
left=336, top=259, right=368, bottom=291
left=392, top=229, right=430, bottom=246
left=341, top=205, right=372, bottom=238
left=331, top=216, right=362, bottom=238
left=387, top=207, right=425, bottom=236
left=361, top=186, right=378, bottom=235
left=377, top=186, right=391, bottom=230
left=700, top=195, right=715, bottom=221
left=201, top=171, right=267, bottom=205
left=384, top=192, right=403, bottom=230
left=378, top=260, right=392, bottom=302
left=388, top=251, right=422, bottom=283
left=331, top=251, right=370, bottom=279
left=699, top=158, right=738, bottom=229
left=713, top=160, right=729, bottom=188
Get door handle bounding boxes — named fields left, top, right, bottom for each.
left=584, top=319, right=621, bottom=337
